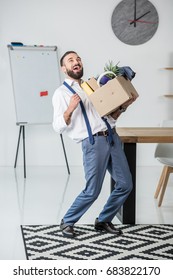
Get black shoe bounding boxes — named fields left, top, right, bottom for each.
left=60, top=220, right=76, bottom=238
left=94, top=218, right=123, bottom=235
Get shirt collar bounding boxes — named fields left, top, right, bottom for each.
left=64, top=78, right=84, bottom=87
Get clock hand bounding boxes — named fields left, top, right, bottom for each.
left=130, top=10, right=151, bottom=25
left=128, top=19, right=157, bottom=24
left=134, top=0, right=137, bottom=27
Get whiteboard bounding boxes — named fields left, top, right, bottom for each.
left=8, top=45, right=61, bottom=124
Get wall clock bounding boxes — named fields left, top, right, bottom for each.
left=111, top=0, right=159, bottom=45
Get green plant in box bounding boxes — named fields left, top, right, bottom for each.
left=104, top=60, right=120, bottom=78
left=97, top=60, right=120, bottom=86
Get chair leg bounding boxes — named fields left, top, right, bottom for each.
left=158, top=166, right=172, bottom=207
left=154, top=166, right=167, bottom=199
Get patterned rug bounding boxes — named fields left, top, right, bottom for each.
left=21, top=224, right=173, bottom=260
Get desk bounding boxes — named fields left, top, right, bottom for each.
left=114, top=127, right=173, bottom=224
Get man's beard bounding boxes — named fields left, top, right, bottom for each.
left=66, top=68, right=83, bottom=79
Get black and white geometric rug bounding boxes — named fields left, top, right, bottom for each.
left=21, top=224, right=173, bottom=260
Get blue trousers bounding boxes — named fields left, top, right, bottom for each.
left=63, top=130, right=133, bottom=225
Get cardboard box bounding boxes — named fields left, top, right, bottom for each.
left=82, top=76, right=138, bottom=117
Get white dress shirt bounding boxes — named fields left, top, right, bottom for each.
left=52, top=78, right=117, bottom=143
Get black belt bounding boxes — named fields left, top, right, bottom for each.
left=93, top=128, right=115, bottom=137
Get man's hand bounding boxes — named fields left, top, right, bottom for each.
left=64, top=94, right=81, bottom=125
left=110, top=108, right=122, bottom=120
left=68, top=94, right=81, bottom=111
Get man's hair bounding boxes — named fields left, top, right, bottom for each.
left=60, top=51, right=77, bottom=66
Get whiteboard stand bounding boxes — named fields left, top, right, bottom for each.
left=14, top=125, right=26, bottom=178
left=14, top=125, right=70, bottom=178
left=59, top=134, right=70, bottom=175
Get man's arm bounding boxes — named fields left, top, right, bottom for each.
left=110, top=92, right=138, bottom=120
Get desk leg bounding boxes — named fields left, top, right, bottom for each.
left=112, top=142, right=136, bottom=224
left=123, top=142, right=136, bottom=224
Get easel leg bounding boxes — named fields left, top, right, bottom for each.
left=22, top=126, right=26, bottom=178
left=60, top=134, right=70, bottom=174
left=14, top=125, right=26, bottom=178
left=14, top=126, right=22, bottom=168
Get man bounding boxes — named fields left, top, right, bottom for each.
left=52, top=51, right=136, bottom=238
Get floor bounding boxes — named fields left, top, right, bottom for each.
left=0, top=165, right=173, bottom=260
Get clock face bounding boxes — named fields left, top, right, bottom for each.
left=111, top=0, right=159, bottom=45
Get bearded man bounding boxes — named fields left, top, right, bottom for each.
left=52, top=51, right=136, bottom=237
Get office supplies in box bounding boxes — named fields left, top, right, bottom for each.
left=81, top=76, right=138, bottom=117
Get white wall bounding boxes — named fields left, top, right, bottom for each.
left=0, top=0, right=173, bottom=167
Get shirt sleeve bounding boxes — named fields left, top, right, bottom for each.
left=52, top=88, right=68, bottom=134
left=107, top=115, right=117, bottom=126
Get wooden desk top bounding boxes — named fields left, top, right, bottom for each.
left=116, top=127, right=173, bottom=143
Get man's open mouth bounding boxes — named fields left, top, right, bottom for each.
left=73, top=65, right=81, bottom=71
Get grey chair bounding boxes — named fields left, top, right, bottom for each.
left=154, top=120, right=173, bottom=206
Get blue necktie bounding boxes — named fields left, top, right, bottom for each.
left=102, top=117, right=114, bottom=146
left=63, top=81, right=114, bottom=146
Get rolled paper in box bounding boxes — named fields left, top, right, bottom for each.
left=81, top=77, right=100, bottom=95
left=81, top=82, right=94, bottom=95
